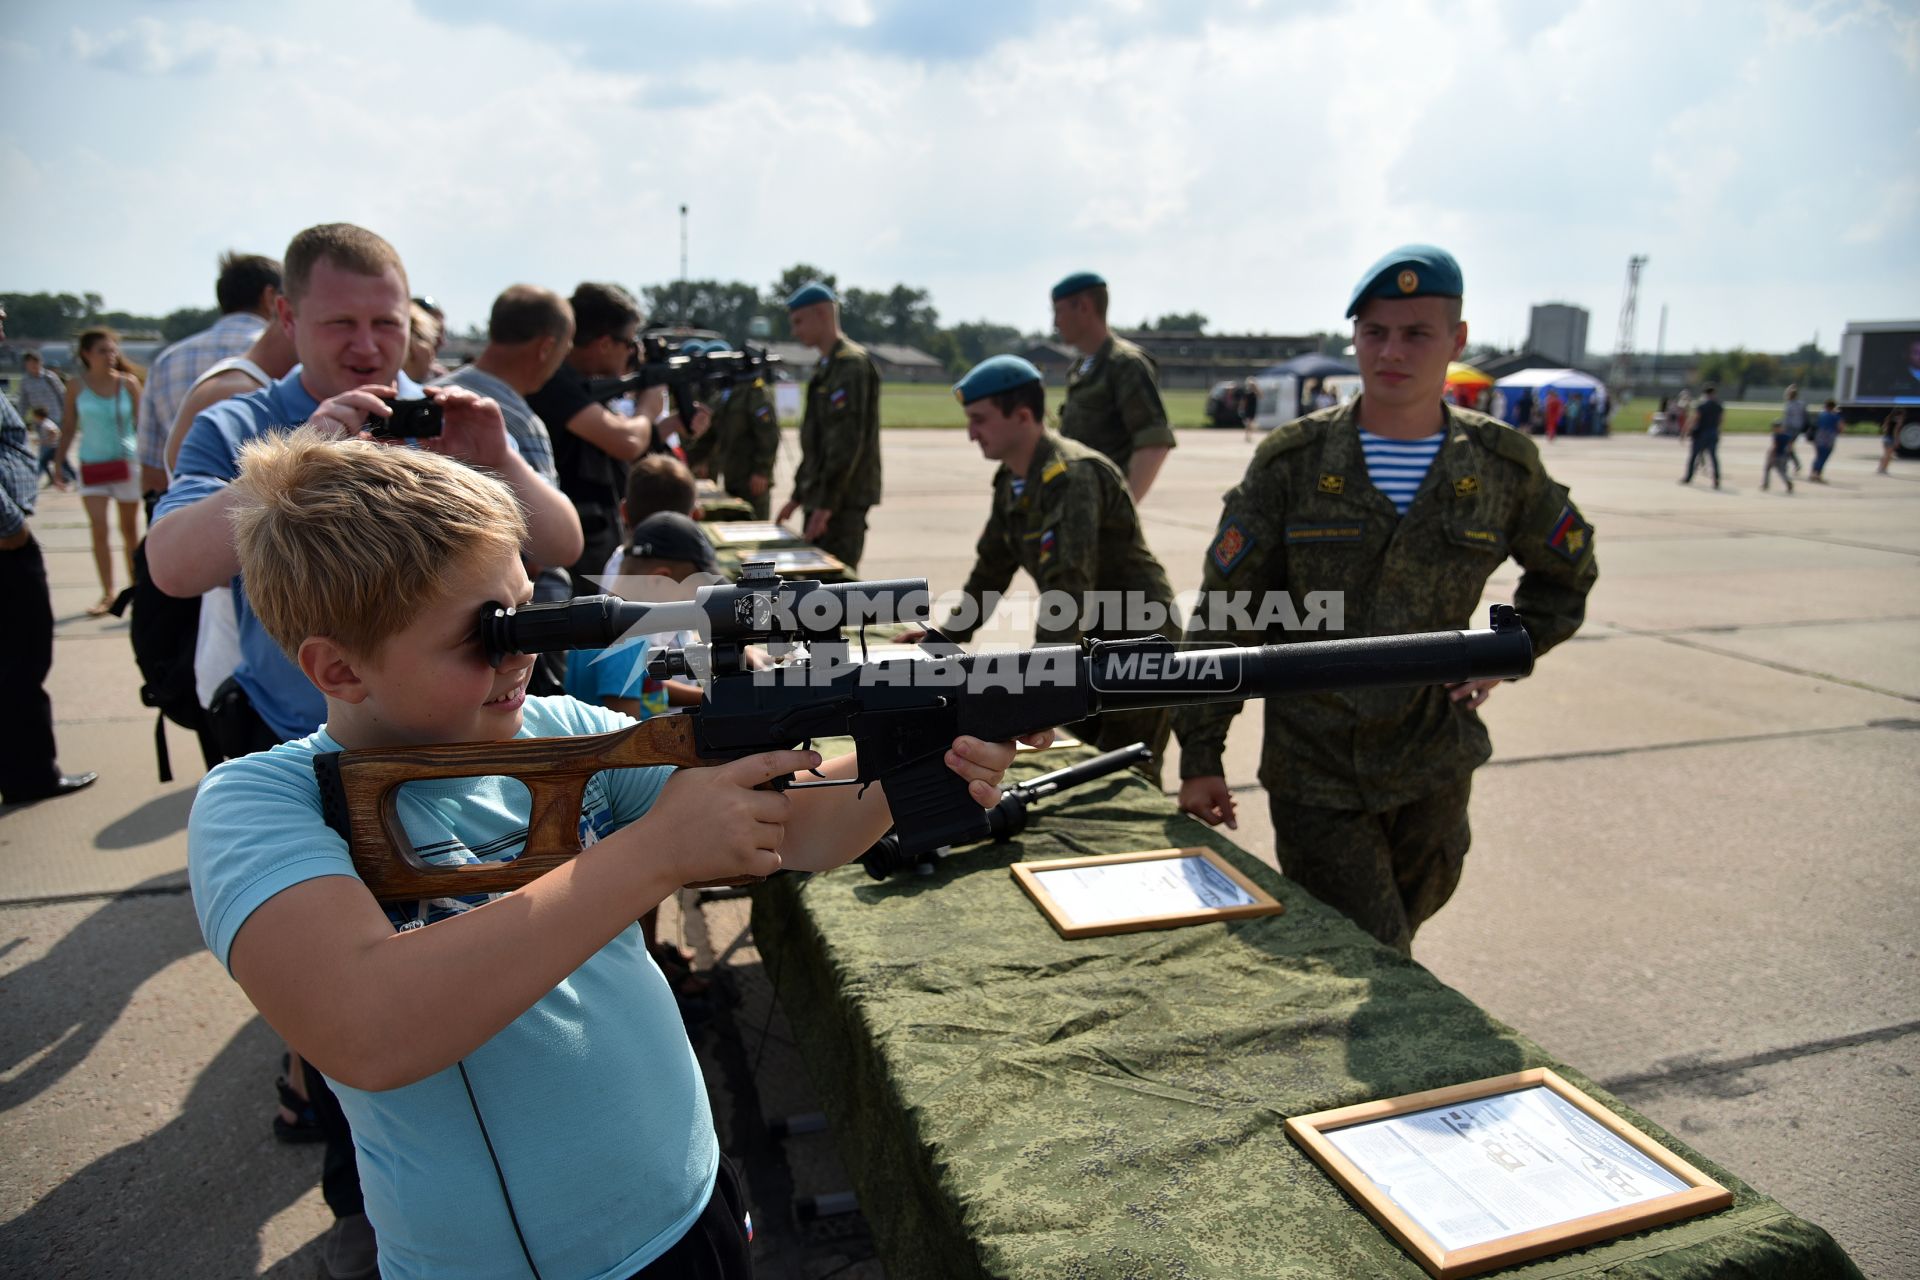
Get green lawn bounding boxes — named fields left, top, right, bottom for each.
left=802, top=384, right=1785, bottom=435
left=831, top=382, right=1213, bottom=430
left=1615, top=397, right=1786, bottom=434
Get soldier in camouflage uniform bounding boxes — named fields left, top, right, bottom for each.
left=777, top=283, right=882, bottom=570
left=1174, top=245, right=1598, bottom=954
left=1051, top=271, right=1177, bottom=502
left=684, top=340, right=779, bottom=520
left=929, top=356, right=1176, bottom=782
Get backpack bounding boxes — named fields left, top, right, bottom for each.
left=113, top=539, right=221, bottom=782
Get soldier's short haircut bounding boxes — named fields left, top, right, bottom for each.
left=989, top=380, right=1046, bottom=426
left=489, top=285, right=574, bottom=346
left=1703, top=385, right=1717, bottom=396
left=623, top=453, right=697, bottom=523
left=570, top=282, right=642, bottom=346
left=216, top=252, right=283, bottom=314
left=283, top=224, right=407, bottom=305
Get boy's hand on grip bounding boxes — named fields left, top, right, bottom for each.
left=650, top=750, right=819, bottom=886
left=945, top=732, right=1053, bottom=808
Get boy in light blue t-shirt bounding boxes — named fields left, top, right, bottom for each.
left=191, top=430, right=1034, bottom=1280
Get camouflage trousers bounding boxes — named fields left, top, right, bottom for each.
left=723, top=479, right=771, bottom=521
left=1069, top=705, right=1171, bottom=789
left=1268, top=775, right=1472, bottom=956
left=812, top=505, right=870, bottom=573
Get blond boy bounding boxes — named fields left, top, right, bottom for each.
left=189, top=431, right=1031, bottom=1278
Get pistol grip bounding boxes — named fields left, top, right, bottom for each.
left=885, top=756, right=989, bottom=861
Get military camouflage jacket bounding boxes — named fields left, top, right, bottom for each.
left=942, top=429, right=1175, bottom=646
left=687, top=377, right=778, bottom=490
left=1059, top=335, right=1176, bottom=475
left=792, top=337, right=882, bottom=511
left=1174, top=400, right=1598, bottom=811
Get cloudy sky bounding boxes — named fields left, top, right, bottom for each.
left=3, top=0, right=1915, bottom=354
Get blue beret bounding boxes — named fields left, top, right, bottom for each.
left=954, top=354, right=1043, bottom=405
left=1050, top=271, right=1106, bottom=302
left=1346, top=244, right=1463, bottom=317
left=786, top=282, right=836, bottom=310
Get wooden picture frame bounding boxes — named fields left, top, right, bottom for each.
left=701, top=520, right=799, bottom=547
left=1010, top=846, right=1284, bottom=939
left=1285, top=1068, right=1733, bottom=1279
left=756, top=547, right=847, bottom=579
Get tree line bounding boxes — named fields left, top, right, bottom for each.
left=6, top=280, right=1832, bottom=394
left=2, top=291, right=221, bottom=344
left=639, top=264, right=1213, bottom=374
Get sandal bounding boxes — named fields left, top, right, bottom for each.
left=86, top=597, right=113, bottom=618
left=274, top=1074, right=324, bottom=1144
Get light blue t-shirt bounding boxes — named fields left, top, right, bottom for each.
left=564, top=634, right=665, bottom=717
left=188, top=695, right=717, bottom=1280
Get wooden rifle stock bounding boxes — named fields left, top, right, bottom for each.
left=315, top=715, right=736, bottom=903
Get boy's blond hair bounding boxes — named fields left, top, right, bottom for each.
left=231, top=428, right=526, bottom=660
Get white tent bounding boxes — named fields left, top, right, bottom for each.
left=1492, top=367, right=1607, bottom=401
left=1489, top=367, right=1609, bottom=425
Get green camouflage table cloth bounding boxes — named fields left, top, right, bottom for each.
left=751, top=746, right=1860, bottom=1280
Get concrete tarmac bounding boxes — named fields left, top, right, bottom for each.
left=1, top=427, right=1913, bottom=1277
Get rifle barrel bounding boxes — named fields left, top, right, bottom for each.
left=1089, top=609, right=1534, bottom=713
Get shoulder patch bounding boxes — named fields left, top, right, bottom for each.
left=829, top=386, right=849, bottom=409
left=1040, top=458, right=1068, bottom=485
left=1209, top=518, right=1253, bottom=574
left=1546, top=505, right=1592, bottom=562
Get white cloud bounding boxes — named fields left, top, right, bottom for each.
left=67, top=17, right=296, bottom=77
left=3, top=0, right=1914, bottom=353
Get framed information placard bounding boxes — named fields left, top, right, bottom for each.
left=702, top=520, right=798, bottom=546
left=754, top=547, right=847, bottom=580
left=1011, top=847, right=1283, bottom=939
left=1286, top=1068, right=1732, bottom=1279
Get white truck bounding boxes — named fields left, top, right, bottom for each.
left=1834, top=320, right=1920, bottom=456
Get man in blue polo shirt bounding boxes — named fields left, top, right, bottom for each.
left=150, top=223, right=583, bottom=749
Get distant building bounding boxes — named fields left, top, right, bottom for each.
left=1021, top=341, right=1080, bottom=382
left=865, top=342, right=946, bottom=384
left=1526, top=304, right=1590, bottom=366
left=1121, top=330, right=1320, bottom=390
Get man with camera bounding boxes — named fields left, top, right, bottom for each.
left=149, top=224, right=583, bottom=751
left=528, top=283, right=684, bottom=588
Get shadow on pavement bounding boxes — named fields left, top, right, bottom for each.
left=0, top=874, right=204, bottom=1113
left=0, top=1014, right=324, bottom=1277
left=93, top=788, right=196, bottom=850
